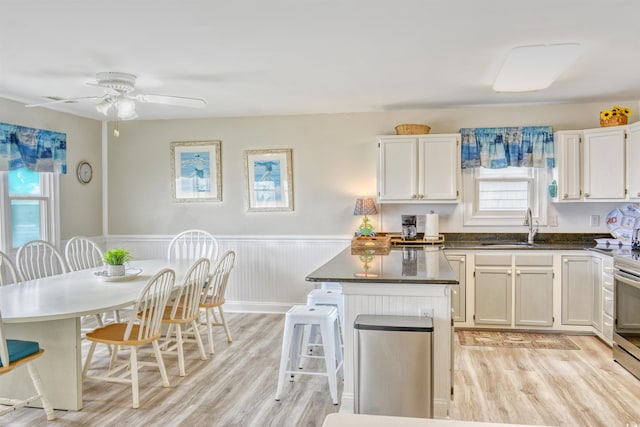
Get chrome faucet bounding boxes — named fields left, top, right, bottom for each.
left=524, top=208, right=539, bottom=244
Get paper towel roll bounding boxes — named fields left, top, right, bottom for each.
left=425, top=212, right=439, bottom=241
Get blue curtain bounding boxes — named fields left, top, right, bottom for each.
left=0, top=122, right=66, bottom=174
left=460, top=126, right=554, bottom=169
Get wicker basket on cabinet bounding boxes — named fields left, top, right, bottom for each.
left=395, top=124, right=431, bottom=135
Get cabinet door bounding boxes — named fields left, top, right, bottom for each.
left=446, top=254, right=466, bottom=322
left=378, top=138, right=418, bottom=201
left=418, top=135, right=460, bottom=201
left=561, top=255, right=592, bottom=325
left=627, top=122, right=640, bottom=201
left=515, top=267, right=553, bottom=326
left=591, top=257, right=602, bottom=332
left=583, top=127, right=626, bottom=201
left=474, top=267, right=512, bottom=325
left=553, top=131, right=582, bottom=201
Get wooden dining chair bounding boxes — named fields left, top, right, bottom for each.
left=167, top=229, right=219, bottom=262
left=16, top=240, right=67, bottom=281
left=82, top=268, right=175, bottom=409
left=158, top=257, right=210, bottom=376
left=198, top=250, right=236, bottom=354
left=0, top=309, right=55, bottom=420
left=64, top=236, right=104, bottom=272
left=0, top=250, right=21, bottom=286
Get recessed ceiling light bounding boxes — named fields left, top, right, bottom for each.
left=492, top=43, right=583, bottom=92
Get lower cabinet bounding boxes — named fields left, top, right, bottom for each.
left=591, top=257, right=603, bottom=332
left=601, top=256, right=614, bottom=345
left=514, top=255, right=554, bottom=327
left=445, top=253, right=466, bottom=322
left=561, top=255, right=593, bottom=325
left=474, top=254, right=553, bottom=327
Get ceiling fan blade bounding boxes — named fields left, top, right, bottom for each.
left=135, top=94, right=207, bottom=108
left=25, top=95, right=104, bottom=108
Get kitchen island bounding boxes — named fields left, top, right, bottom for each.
left=306, top=246, right=458, bottom=418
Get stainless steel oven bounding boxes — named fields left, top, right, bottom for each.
left=613, top=253, right=640, bottom=380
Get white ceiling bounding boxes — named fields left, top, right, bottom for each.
left=2, top=0, right=640, bottom=121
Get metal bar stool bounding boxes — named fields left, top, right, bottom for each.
left=275, top=305, right=342, bottom=405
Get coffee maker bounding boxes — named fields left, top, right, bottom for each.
left=401, top=215, right=417, bottom=241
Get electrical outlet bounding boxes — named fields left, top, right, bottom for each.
left=590, top=215, right=600, bottom=227
left=548, top=215, right=558, bottom=227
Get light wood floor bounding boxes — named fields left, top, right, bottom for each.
left=3, top=313, right=640, bottom=426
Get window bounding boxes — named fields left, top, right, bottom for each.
left=0, top=168, right=59, bottom=253
left=463, top=166, right=548, bottom=226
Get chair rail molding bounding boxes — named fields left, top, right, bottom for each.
left=100, top=235, right=351, bottom=313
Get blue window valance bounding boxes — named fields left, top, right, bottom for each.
left=460, top=126, right=554, bottom=169
left=0, top=122, right=66, bottom=174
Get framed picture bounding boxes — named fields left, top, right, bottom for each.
left=170, top=140, right=222, bottom=202
left=244, top=148, right=293, bottom=212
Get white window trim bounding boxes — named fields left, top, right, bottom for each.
left=0, top=171, right=60, bottom=256
left=462, top=167, right=548, bottom=227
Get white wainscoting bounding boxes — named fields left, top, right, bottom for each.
left=102, top=235, right=350, bottom=313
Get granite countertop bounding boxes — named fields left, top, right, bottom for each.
left=306, top=246, right=458, bottom=284
left=400, top=232, right=610, bottom=251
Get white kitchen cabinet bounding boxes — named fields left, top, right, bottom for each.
left=446, top=253, right=466, bottom=322
left=582, top=126, right=627, bottom=201
left=627, top=121, right=640, bottom=201
left=474, top=254, right=554, bottom=327
left=377, top=134, right=460, bottom=203
left=561, top=255, right=593, bottom=325
left=553, top=131, right=582, bottom=202
left=601, top=256, right=614, bottom=345
left=591, top=256, right=602, bottom=332
left=514, top=255, right=554, bottom=327
left=474, top=254, right=512, bottom=325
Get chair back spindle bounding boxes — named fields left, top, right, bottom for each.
left=202, top=250, right=236, bottom=306
left=65, top=236, right=104, bottom=271
left=170, top=258, right=210, bottom=321
left=126, top=268, right=175, bottom=342
left=167, top=229, right=219, bottom=262
left=0, top=251, right=21, bottom=286
left=16, top=240, right=67, bottom=281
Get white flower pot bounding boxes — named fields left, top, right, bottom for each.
left=107, top=264, right=126, bottom=277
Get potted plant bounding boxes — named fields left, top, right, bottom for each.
left=103, top=248, right=132, bottom=277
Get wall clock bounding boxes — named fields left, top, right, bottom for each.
left=77, top=161, right=93, bottom=184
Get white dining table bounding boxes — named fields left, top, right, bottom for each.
left=0, top=259, right=196, bottom=410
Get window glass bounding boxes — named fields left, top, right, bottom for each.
left=11, top=200, right=42, bottom=248
left=9, top=168, right=41, bottom=196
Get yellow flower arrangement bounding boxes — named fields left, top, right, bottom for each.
left=600, top=105, right=633, bottom=120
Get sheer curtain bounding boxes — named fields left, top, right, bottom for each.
left=461, top=126, right=554, bottom=169
left=0, top=122, right=67, bottom=173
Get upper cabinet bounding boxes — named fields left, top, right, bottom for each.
left=553, top=123, right=637, bottom=203
left=377, top=134, right=461, bottom=203
left=583, top=126, right=626, bottom=201
left=627, top=122, right=640, bottom=201
left=553, top=131, right=582, bottom=201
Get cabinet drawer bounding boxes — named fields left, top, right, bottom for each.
left=514, top=254, right=553, bottom=267
left=475, top=254, right=511, bottom=266
left=603, top=313, right=614, bottom=344
left=603, top=289, right=614, bottom=317
left=602, top=258, right=614, bottom=275
left=602, top=274, right=614, bottom=292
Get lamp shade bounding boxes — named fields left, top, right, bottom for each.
left=353, top=198, right=377, bottom=216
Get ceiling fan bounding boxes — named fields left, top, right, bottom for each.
left=26, top=71, right=207, bottom=120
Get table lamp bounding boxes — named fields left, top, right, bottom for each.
left=353, top=197, right=378, bottom=236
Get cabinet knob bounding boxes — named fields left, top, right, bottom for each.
left=585, top=193, right=590, bottom=198
left=563, top=194, right=568, bottom=199
left=411, top=194, right=417, bottom=199
left=507, top=270, right=512, bottom=276
left=516, top=270, right=521, bottom=276
left=419, top=194, right=424, bottom=199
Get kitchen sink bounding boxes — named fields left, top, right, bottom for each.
left=479, top=242, right=536, bottom=248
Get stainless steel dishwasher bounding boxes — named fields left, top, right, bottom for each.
left=353, top=314, right=433, bottom=418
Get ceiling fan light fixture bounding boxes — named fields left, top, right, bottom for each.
left=95, top=99, right=112, bottom=115
left=492, top=43, right=583, bottom=92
